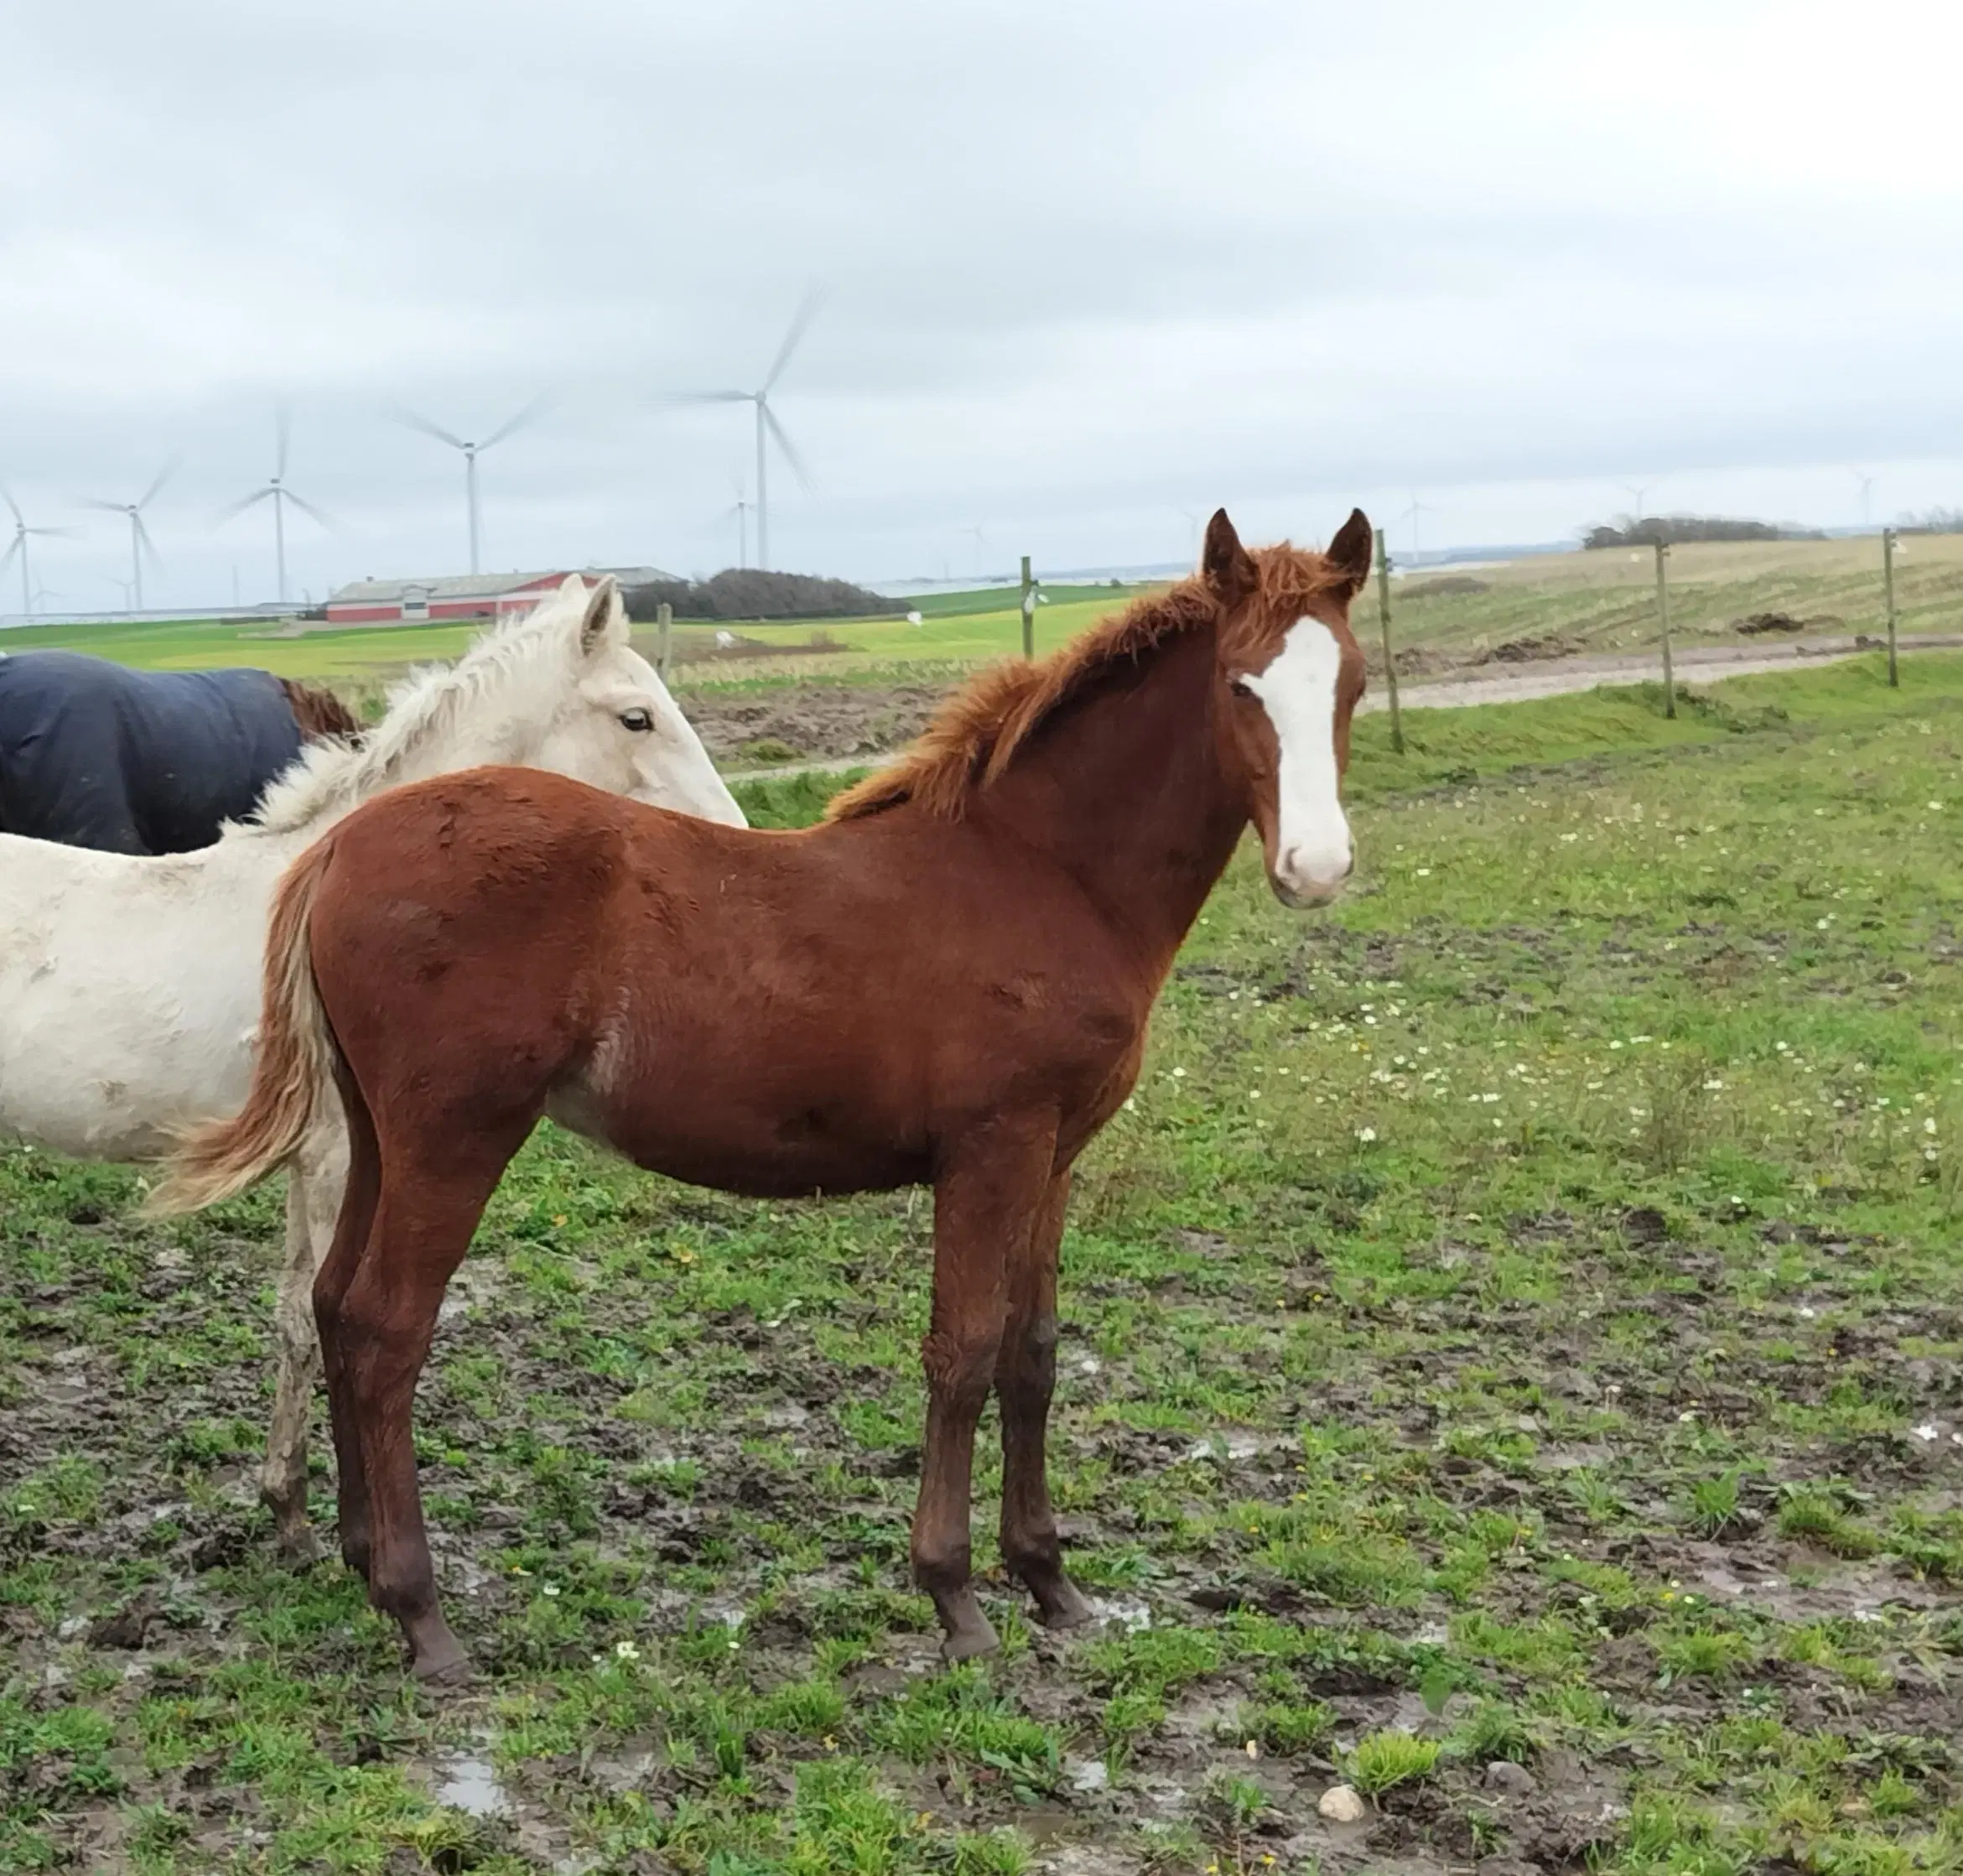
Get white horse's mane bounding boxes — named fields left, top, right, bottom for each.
left=237, top=583, right=590, bottom=839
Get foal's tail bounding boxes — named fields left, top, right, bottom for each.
left=144, top=838, right=340, bottom=1218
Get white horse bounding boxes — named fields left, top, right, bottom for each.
left=0, top=574, right=743, bottom=1554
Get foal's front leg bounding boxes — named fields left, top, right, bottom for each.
left=914, top=1116, right=1057, bottom=1661
left=996, top=1168, right=1093, bottom=1630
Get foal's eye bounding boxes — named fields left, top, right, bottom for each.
left=1228, top=677, right=1256, bottom=699
left=618, top=708, right=655, bottom=733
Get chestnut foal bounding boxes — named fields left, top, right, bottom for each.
left=158, top=508, right=1372, bottom=1680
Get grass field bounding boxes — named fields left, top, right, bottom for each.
left=3, top=655, right=1961, bottom=1873
left=10, top=535, right=1961, bottom=699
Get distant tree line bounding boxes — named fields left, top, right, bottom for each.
left=1583, top=515, right=1825, bottom=549
left=1897, top=507, right=1963, bottom=534
left=623, top=569, right=904, bottom=622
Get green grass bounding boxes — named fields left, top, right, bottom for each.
left=3, top=654, right=1960, bottom=1869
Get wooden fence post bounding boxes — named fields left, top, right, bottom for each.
left=1883, top=527, right=1899, bottom=689
left=1375, top=527, right=1404, bottom=754
left=1020, top=555, right=1035, bottom=660
left=657, top=601, right=673, bottom=683
left=1653, top=539, right=1675, bottom=720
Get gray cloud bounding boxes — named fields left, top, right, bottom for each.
left=3, top=0, right=1960, bottom=609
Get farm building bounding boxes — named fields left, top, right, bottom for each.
left=324, top=565, right=676, bottom=626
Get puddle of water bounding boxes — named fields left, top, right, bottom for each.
left=435, top=1751, right=512, bottom=1819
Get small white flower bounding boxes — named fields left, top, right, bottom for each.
left=541, top=1583, right=561, bottom=1598
left=1703, top=1079, right=1724, bottom=1091
left=615, top=1640, right=641, bottom=1661
left=1171, top=1067, right=1187, bottom=1078
left=1924, top=1118, right=1938, bottom=1135
left=1913, top=1423, right=1940, bottom=1444
left=1355, top=1126, right=1377, bottom=1143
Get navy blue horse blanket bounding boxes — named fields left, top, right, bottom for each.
left=0, top=650, right=355, bottom=855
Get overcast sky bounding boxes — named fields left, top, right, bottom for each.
left=3, top=0, right=1960, bottom=611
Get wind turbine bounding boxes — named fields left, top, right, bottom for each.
left=104, top=574, right=138, bottom=615
left=1851, top=468, right=1876, bottom=529
left=963, top=523, right=989, bottom=576
left=711, top=475, right=752, bottom=569
left=1400, top=491, right=1436, bottom=566
left=1175, top=507, right=1203, bottom=560
left=216, top=412, right=334, bottom=607
left=1622, top=479, right=1660, bottom=522
left=666, top=286, right=824, bottom=572
left=392, top=398, right=545, bottom=574
left=80, top=460, right=176, bottom=614
left=1, top=489, right=75, bottom=618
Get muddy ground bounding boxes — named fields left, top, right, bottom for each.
left=3, top=657, right=1960, bottom=1873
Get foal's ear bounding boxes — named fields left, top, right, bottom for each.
left=578, top=575, right=623, bottom=656
left=1325, top=508, right=1374, bottom=596
left=1202, top=509, right=1258, bottom=605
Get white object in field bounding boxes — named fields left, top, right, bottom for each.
left=1318, top=1785, right=1367, bottom=1823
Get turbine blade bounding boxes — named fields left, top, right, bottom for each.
left=134, top=512, right=162, bottom=565
left=656, top=389, right=753, bottom=408
left=761, top=403, right=815, bottom=494
left=27, top=526, right=79, bottom=538
left=213, top=486, right=276, bottom=526
left=282, top=488, right=340, bottom=533
left=275, top=403, right=292, bottom=480
left=78, top=496, right=133, bottom=514
left=479, top=392, right=550, bottom=450
left=1, top=486, right=22, bottom=527
left=391, top=405, right=469, bottom=450
left=0, top=537, right=19, bottom=575
left=761, top=283, right=828, bottom=394
left=138, top=456, right=182, bottom=510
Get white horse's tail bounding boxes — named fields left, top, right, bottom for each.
left=144, top=838, right=340, bottom=1217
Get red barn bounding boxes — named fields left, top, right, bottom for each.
left=324, top=565, right=674, bottom=626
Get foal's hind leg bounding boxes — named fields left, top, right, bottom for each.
left=915, top=1117, right=1056, bottom=1662
left=996, top=1168, right=1093, bottom=1632
left=340, top=1133, right=528, bottom=1681
left=262, top=1124, right=349, bottom=1562
left=315, top=1082, right=382, bottom=1581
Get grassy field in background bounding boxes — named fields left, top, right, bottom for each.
left=8, top=536, right=1960, bottom=698
left=3, top=653, right=1960, bottom=1873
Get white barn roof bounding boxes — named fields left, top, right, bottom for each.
left=329, top=565, right=677, bottom=604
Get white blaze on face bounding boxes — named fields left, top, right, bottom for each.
left=1242, top=617, right=1353, bottom=907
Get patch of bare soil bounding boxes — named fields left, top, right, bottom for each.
left=681, top=681, right=948, bottom=765
left=1735, top=611, right=1845, bottom=637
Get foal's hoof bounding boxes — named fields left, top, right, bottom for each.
left=411, top=1648, right=475, bottom=1690
left=940, top=1616, right=1002, bottom=1664
left=408, top=1616, right=473, bottom=1687
left=1033, top=1577, right=1096, bottom=1632
left=937, top=1592, right=1002, bottom=1664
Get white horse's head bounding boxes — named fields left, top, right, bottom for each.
left=532, top=576, right=745, bottom=826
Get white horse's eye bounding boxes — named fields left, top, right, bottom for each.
left=618, top=708, right=655, bottom=733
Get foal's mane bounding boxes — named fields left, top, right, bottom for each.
left=828, top=543, right=1342, bottom=822
left=238, top=587, right=589, bottom=839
